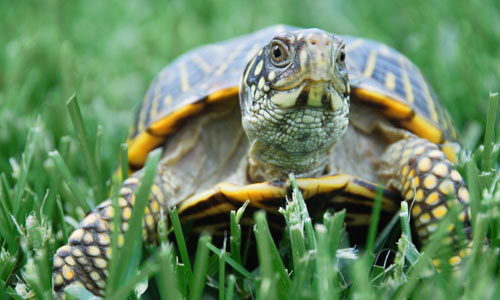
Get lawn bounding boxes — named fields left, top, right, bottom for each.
left=0, top=0, right=499, bottom=299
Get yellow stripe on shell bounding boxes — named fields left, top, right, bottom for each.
left=399, top=57, right=414, bottom=103
left=363, top=50, right=378, bottom=78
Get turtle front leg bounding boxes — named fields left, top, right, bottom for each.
left=380, top=136, right=471, bottom=262
left=52, top=172, right=167, bottom=298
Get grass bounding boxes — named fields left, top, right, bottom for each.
left=1, top=0, right=500, bottom=299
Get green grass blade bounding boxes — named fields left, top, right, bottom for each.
left=120, top=143, right=129, bottom=183
left=66, top=94, right=104, bottom=201
left=55, top=195, right=69, bottom=242
left=189, top=234, right=212, bottom=300
left=226, top=275, right=236, bottom=300
left=169, top=206, right=193, bottom=281
left=481, top=92, right=498, bottom=172
left=13, top=123, right=39, bottom=218
left=315, top=224, right=336, bottom=300
left=366, top=186, right=384, bottom=255
left=109, top=148, right=161, bottom=293
left=289, top=173, right=316, bottom=250
left=206, top=242, right=255, bottom=280
left=94, top=124, right=103, bottom=175
left=218, top=244, right=226, bottom=300
left=48, top=150, right=91, bottom=212
left=400, top=201, right=412, bottom=243
left=254, top=211, right=291, bottom=300
left=157, top=243, right=179, bottom=300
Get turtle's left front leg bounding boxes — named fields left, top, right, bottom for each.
left=379, top=134, right=471, bottom=264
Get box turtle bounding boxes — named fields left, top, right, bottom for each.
left=53, top=25, right=471, bottom=296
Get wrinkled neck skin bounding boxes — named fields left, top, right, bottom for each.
left=247, top=138, right=331, bottom=182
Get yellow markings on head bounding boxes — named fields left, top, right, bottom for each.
left=270, top=83, right=305, bottom=107
left=258, top=77, right=265, bottom=90
left=418, top=157, right=432, bottom=173
left=432, top=205, right=448, bottom=219
left=425, top=192, right=440, bottom=205
left=268, top=70, right=276, bottom=81
left=179, top=62, right=190, bottom=93
left=363, top=50, right=378, bottom=78
left=254, top=59, right=264, bottom=76
left=423, top=174, right=438, bottom=190
left=331, top=92, right=345, bottom=111
left=307, top=83, right=326, bottom=107
left=300, top=48, right=308, bottom=70
left=432, top=162, right=449, bottom=177
left=62, top=265, right=75, bottom=281
left=385, top=72, right=396, bottom=90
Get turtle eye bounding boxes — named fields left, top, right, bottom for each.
left=337, top=46, right=346, bottom=65
left=270, top=41, right=290, bottom=67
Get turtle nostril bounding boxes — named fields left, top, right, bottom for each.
left=310, top=40, right=317, bottom=45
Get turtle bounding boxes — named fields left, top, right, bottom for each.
left=52, top=25, right=471, bottom=296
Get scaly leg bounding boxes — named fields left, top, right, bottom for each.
left=380, top=135, right=471, bottom=265
left=52, top=172, right=167, bottom=297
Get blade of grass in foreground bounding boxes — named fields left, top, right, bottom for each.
left=107, top=148, right=162, bottom=295
left=189, top=234, right=212, bottom=300
left=66, top=94, right=104, bottom=201
left=481, top=92, right=498, bottom=172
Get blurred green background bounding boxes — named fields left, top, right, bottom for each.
left=0, top=0, right=499, bottom=192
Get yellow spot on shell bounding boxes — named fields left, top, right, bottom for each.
left=363, top=50, right=378, bottom=78
left=432, top=205, right=447, bottom=219
left=418, top=157, right=432, bottom=173
left=385, top=72, right=396, bottom=90
left=425, top=192, right=440, bottom=205
left=62, top=265, right=74, bottom=280
left=432, top=163, right=449, bottom=177
left=423, top=174, right=438, bottom=190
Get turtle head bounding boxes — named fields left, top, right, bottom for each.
left=240, top=28, right=350, bottom=179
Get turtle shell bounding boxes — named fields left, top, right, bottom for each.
left=127, top=25, right=459, bottom=171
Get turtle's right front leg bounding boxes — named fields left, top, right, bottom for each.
left=52, top=172, right=167, bottom=297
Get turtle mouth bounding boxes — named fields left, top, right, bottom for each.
left=268, top=80, right=349, bottom=112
